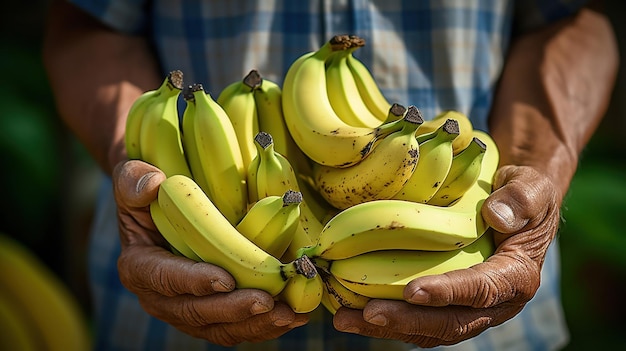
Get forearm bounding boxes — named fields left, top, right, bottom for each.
left=488, top=5, right=618, bottom=201
left=43, top=0, right=161, bottom=175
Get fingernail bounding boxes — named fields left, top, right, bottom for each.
left=250, top=301, right=271, bottom=315
left=273, top=318, right=292, bottom=327
left=409, top=288, right=430, bottom=304
left=211, top=280, right=232, bottom=293
left=489, top=200, right=514, bottom=226
left=367, top=313, right=388, bottom=326
left=136, top=172, right=158, bottom=193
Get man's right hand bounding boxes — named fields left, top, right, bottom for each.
left=112, top=160, right=308, bottom=345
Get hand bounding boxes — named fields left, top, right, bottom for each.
left=113, top=160, right=308, bottom=346
left=332, top=165, right=560, bottom=347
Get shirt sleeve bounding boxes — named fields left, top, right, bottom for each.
left=513, top=0, right=589, bottom=35
left=68, top=0, right=150, bottom=34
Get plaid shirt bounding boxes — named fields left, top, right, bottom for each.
left=77, top=1, right=587, bottom=350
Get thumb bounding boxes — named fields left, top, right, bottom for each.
left=482, top=165, right=557, bottom=235
left=113, top=160, right=166, bottom=208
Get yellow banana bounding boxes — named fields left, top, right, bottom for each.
left=392, top=118, right=459, bottom=203
left=298, top=130, right=499, bottom=260
left=247, top=131, right=300, bottom=203
left=138, top=70, right=192, bottom=178
left=0, top=234, right=91, bottom=351
left=236, top=190, right=302, bottom=259
left=252, top=72, right=312, bottom=174
left=157, top=174, right=315, bottom=296
left=217, top=70, right=261, bottom=170
left=313, top=105, right=423, bottom=209
left=416, top=110, right=474, bottom=155
left=245, top=131, right=327, bottom=262
left=325, top=47, right=384, bottom=128
left=125, top=71, right=181, bottom=160
left=282, top=34, right=404, bottom=168
left=181, top=85, right=211, bottom=197
left=184, top=83, right=248, bottom=225
left=150, top=200, right=202, bottom=261
left=0, top=290, right=38, bottom=351
left=346, top=48, right=392, bottom=122
left=318, top=271, right=370, bottom=314
left=384, top=103, right=407, bottom=123
left=428, top=137, right=487, bottom=207
left=328, top=231, right=495, bottom=300
left=277, top=271, right=324, bottom=313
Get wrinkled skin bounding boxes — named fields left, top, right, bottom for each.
left=113, top=160, right=308, bottom=346
left=332, top=165, right=559, bottom=347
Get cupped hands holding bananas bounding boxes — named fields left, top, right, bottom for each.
left=113, top=160, right=310, bottom=345
left=120, top=33, right=570, bottom=348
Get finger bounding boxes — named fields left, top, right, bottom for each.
left=403, top=252, right=540, bottom=308
left=117, top=244, right=235, bottom=297
left=482, top=165, right=557, bottom=235
left=335, top=300, right=518, bottom=347
left=142, top=288, right=279, bottom=327
left=176, top=302, right=308, bottom=346
left=113, top=159, right=165, bottom=208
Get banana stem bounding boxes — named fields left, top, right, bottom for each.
left=294, top=255, right=318, bottom=279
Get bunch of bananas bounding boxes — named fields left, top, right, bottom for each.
left=124, top=34, right=500, bottom=314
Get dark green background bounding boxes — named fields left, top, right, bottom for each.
left=2, top=1, right=625, bottom=349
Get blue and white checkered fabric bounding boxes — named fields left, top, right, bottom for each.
left=76, top=1, right=587, bottom=350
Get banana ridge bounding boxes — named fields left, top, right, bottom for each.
left=346, top=49, right=392, bottom=122
left=325, top=47, right=383, bottom=128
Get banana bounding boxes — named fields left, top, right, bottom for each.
left=297, top=129, right=499, bottom=260
left=277, top=271, right=324, bottom=313
left=0, top=234, right=91, bottom=351
left=251, top=74, right=317, bottom=180
left=428, top=137, right=487, bottom=207
left=313, top=105, right=423, bottom=209
left=0, top=290, right=38, bottom=351
left=416, top=110, right=474, bottom=155
left=217, top=70, right=261, bottom=170
left=252, top=74, right=304, bottom=164
left=328, top=231, right=495, bottom=300
left=282, top=34, right=404, bottom=168
left=246, top=131, right=328, bottom=262
left=247, top=131, right=301, bottom=203
left=183, top=83, right=248, bottom=225
left=318, top=271, right=370, bottom=314
left=137, top=70, right=192, bottom=178
left=384, top=103, right=407, bottom=123
left=157, top=174, right=316, bottom=296
left=150, top=200, right=202, bottom=261
left=346, top=48, right=392, bottom=122
left=236, top=190, right=303, bottom=259
left=325, top=47, right=384, bottom=128
left=125, top=71, right=181, bottom=160
left=392, top=118, right=459, bottom=203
